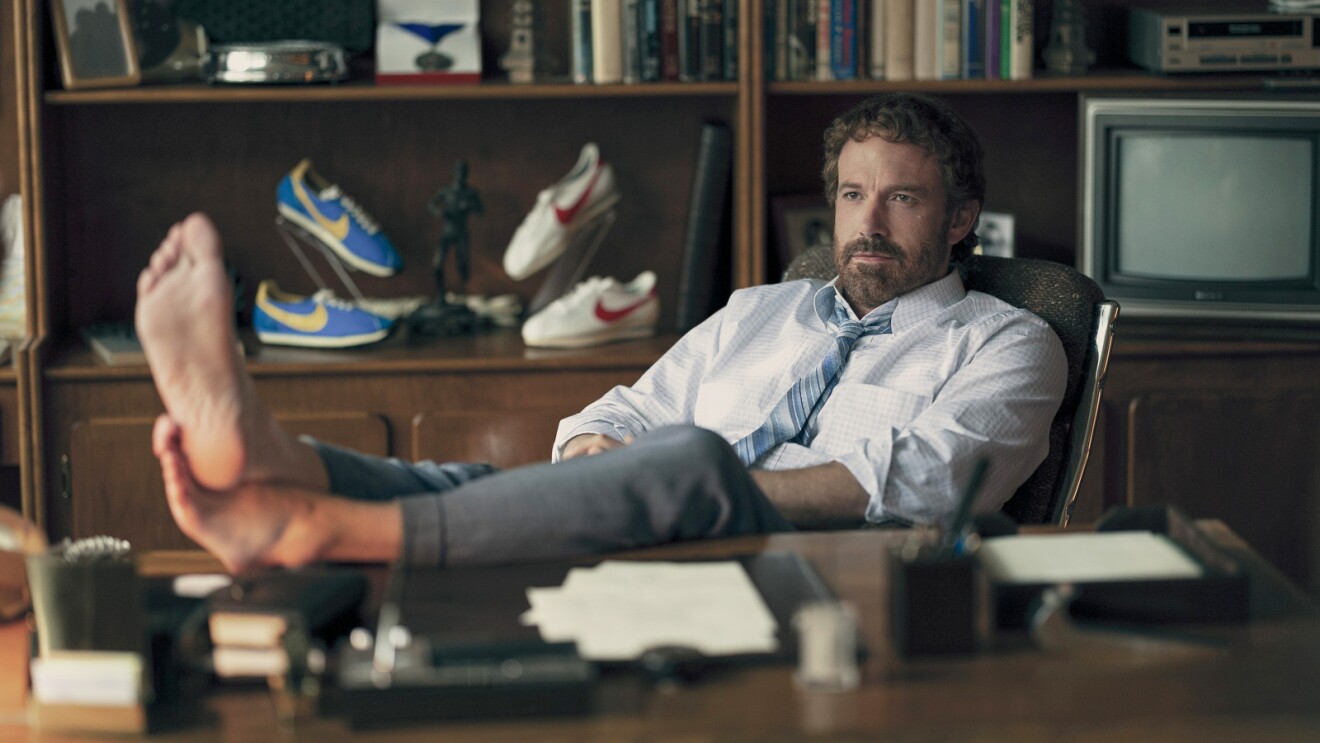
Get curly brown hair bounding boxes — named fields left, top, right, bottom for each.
left=821, top=93, right=986, bottom=261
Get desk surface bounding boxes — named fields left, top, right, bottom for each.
left=12, top=524, right=1320, bottom=742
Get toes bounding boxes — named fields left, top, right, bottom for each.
left=180, top=212, right=223, bottom=262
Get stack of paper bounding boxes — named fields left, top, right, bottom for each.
left=521, top=561, right=779, bottom=661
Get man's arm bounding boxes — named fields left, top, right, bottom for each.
left=750, top=463, right=869, bottom=529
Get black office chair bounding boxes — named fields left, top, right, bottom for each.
left=784, top=247, right=1119, bottom=525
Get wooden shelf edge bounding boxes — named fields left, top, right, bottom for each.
left=44, top=80, right=739, bottom=106
left=41, top=330, right=678, bottom=381
left=769, top=73, right=1277, bottom=96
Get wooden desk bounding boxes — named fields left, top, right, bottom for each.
left=10, top=525, right=1320, bottom=742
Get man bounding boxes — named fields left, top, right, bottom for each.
left=136, top=93, right=1065, bottom=573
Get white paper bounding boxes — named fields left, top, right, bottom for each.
left=521, top=560, right=779, bottom=661
left=978, top=531, right=1206, bottom=584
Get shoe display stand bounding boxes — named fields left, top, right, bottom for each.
left=274, top=216, right=374, bottom=309
left=8, top=0, right=1304, bottom=553
left=526, top=208, right=617, bottom=318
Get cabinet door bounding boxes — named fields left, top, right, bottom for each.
left=1126, top=392, right=1320, bottom=594
left=411, top=411, right=565, bottom=469
left=68, top=413, right=391, bottom=551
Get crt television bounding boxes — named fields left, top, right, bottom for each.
left=1080, top=95, right=1320, bottom=323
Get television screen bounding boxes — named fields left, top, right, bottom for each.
left=1082, top=96, right=1320, bottom=322
left=1114, top=133, right=1313, bottom=283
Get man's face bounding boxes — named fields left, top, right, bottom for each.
left=832, top=136, right=974, bottom=316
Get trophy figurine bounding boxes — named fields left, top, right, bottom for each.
left=410, top=159, right=483, bottom=336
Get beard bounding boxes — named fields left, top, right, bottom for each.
left=833, top=230, right=951, bottom=314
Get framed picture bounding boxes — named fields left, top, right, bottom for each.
left=771, top=193, right=833, bottom=267
left=50, top=0, right=141, bottom=90
left=977, top=211, right=1016, bottom=258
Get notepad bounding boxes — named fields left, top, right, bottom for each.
left=979, top=532, right=1206, bottom=585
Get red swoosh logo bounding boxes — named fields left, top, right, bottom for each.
left=594, top=292, right=653, bottom=323
left=553, top=165, right=604, bottom=225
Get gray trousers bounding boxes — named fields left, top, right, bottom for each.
left=310, top=425, right=794, bottom=566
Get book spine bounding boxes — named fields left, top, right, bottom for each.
left=676, top=122, right=733, bottom=332
left=961, top=0, right=983, bottom=78
left=1007, top=0, right=1032, bottom=79
left=865, top=0, right=887, bottom=79
left=830, top=0, right=857, bottom=81
left=661, top=0, right=681, bottom=80
left=592, top=0, right=624, bottom=83
left=640, top=0, right=663, bottom=81
left=938, top=0, right=960, bottom=79
left=699, top=0, right=724, bottom=81
left=983, top=0, right=998, bottom=78
left=817, top=0, right=833, bottom=81
left=622, top=0, right=641, bottom=82
left=883, top=0, right=913, bottom=81
left=912, top=0, right=937, bottom=81
left=572, top=0, right=594, bottom=83
left=723, top=0, right=738, bottom=80
left=999, top=0, right=1010, bottom=79
left=678, top=0, right=703, bottom=81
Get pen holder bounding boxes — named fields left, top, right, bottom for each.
left=26, top=552, right=144, bottom=658
left=888, top=547, right=989, bottom=658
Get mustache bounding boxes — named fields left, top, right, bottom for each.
left=838, top=236, right=903, bottom=261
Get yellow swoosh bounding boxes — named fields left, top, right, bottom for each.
left=292, top=171, right=351, bottom=242
left=259, top=295, right=330, bottom=333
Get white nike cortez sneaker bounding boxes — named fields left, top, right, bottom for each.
left=521, top=271, right=659, bottom=348
left=503, top=143, right=620, bottom=281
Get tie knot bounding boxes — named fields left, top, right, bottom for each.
left=833, top=302, right=891, bottom=338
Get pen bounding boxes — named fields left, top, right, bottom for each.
left=943, top=458, right=990, bottom=556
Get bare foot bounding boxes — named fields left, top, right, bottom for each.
left=155, top=415, right=316, bottom=572
left=137, top=213, right=331, bottom=493
left=136, top=214, right=251, bottom=491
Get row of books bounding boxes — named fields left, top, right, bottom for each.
left=572, top=0, right=739, bottom=84
left=767, top=0, right=1035, bottom=82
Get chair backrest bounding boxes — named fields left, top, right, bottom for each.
left=783, top=247, right=1119, bottom=525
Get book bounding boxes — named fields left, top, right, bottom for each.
left=699, top=0, right=724, bottom=81
left=622, top=0, right=641, bottom=83
left=774, top=0, right=790, bottom=79
left=817, top=0, right=833, bottom=81
left=571, top=0, right=594, bottom=83
left=867, top=0, right=886, bottom=79
left=830, top=0, right=858, bottom=81
left=722, top=0, right=738, bottom=80
left=675, top=121, right=733, bottom=332
left=591, top=0, right=624, bottom=83
left=207, top=568, right=366, bottom=648
left=983, top=0, right=999, bottom=78
left=1005, top=0, right=1033, bottom=80
left=912, top=0, right=938, bottom=80
left=639, top=0, right=663, bottom=80
left=677, top=0, right=703, bottom=81
left=883, top=0, right=914, bottom=80
left=938, top=0, right=961, bottom=79
left=659, top=0, right=681, bottom=79
left=961, top=0, right=985, bottom=78
left=81, top=323, right=146, bottom=366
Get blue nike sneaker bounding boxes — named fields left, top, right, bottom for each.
left=276, top=159, right=403, bottom=277
left=253, top=280, right=394, bottom=348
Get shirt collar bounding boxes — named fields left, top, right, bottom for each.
left=813, top=269, right=967, bottom=331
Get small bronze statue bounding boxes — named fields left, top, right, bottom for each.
left=410, top=159, right=484, bottom=336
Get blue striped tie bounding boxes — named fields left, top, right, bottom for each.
left=733, top=302, right=892, bottom=465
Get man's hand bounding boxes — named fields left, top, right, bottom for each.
left=561, top=433, right=632, bottom=460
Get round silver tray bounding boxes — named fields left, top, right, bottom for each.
left=204, top=41, right=348, bottom=85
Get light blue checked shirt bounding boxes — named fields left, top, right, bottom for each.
left=554, top=271, right=1067, bottom=527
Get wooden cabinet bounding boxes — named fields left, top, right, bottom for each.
left=9, top=1, right=1320, bottom=572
